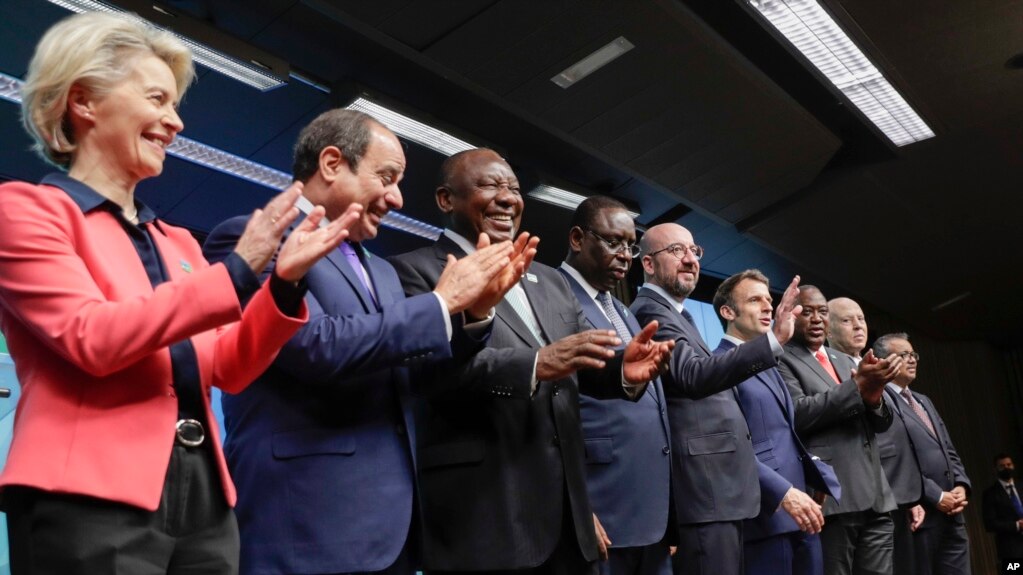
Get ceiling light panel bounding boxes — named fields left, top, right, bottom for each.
left=528, top=185, right=640, bottom=220
left=552, top=37, right=635, bottom=89
left=44, top=0, right=286, bottom=91
left=747, top=0, right=934, bottom=146
left=345, top=96, right=476, bottom=156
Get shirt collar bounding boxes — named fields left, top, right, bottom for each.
left=40, top=172, right=157, bottom=224
left=443, top=228, right=477, bottom=255
left=1000, top=478, right=1016, bottom=489
left=559, top=262, right=600, bottom=302
left=641, top=283, right=685, bottom=314
left=722, top=334, right=745, bottom=347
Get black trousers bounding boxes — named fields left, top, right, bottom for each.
left=672, top=521, right=743, bottom=575
left=5, top=443, right=238, bottom=575
left=820, top=510, right=893, bottom=575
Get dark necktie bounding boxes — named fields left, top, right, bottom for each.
left=597, top=292, right=632, bottom=345
left=901, top=388, right=937, bottom=437
left=679, top=308, right=697, bottom=330
left=1009, top=484, right=1023, bottom=519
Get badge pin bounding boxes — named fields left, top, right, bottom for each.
left=180, top=259, right=193, bottom=273
left=525, top=273, right=538, bottom=283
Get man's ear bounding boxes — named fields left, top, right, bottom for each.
left=568, top=226, right=585, bottom=253
left=318, top=146, right=345, bottom=182
left=436, top=185, right=454, bottom=213
left=719, top=305, right=736, bottom=323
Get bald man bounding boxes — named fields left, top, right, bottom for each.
left=826, top=298, right=867, bottom=362
left=629, top=223, right=802, bottom=575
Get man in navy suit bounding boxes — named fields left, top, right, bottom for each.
left=712, top=270, right=839, bottom=575
left=558, top=196, right=673, bottom=575
left=203, top=110, right=528, bottom=575
left=983, top=454, right=1023, bottom=568
left=874, top=333, right=971, bottom=575
left=629, top=223, right=804, bottom=575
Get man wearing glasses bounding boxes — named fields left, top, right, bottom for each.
left=630, top=223, right=803, bottom=575
left=558, top=197, right=673, bottom=575
left=875, top=333, right=971, bottom=575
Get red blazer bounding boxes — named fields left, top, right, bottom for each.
left=0, top=180, right=307, bottom=511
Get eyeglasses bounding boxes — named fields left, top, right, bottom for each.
left=646, top=243, right=704, bottom=261
left=585, top=229, right=641, bottom=257
left=896, top=351, right=920, bottom=362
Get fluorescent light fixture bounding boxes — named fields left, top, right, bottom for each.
left=552, top=36, right=635, bottom=89
left=746, top=0, right=933, bottom=146
left=45, top=0, right=287, bottom=91
left=345, top=96, right=476, bottom=156
left=528, top=184, right=641, bottom=220
left=0, top=73, right=440, bottom=240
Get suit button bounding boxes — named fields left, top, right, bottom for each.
left=747, top=433, right=751, bottom=440
left=945, top=471, right=951, bottom=478
left=552, top=384, right=560, bottom=396
left=552, top=435, right=560, bottom=446
left=662, top=446, right=670, bottom=455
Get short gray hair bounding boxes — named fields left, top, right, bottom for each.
left=20, top=11, right=194, bottom=169
left=873, top=332, right=909, bottom=357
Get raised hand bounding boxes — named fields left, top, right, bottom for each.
left=536, top=330, right=619, bottom=381
left=275, top=202, right=363, bottom=282
left=466, top=232, right=540, bottom=320
left=780, top=487, right=824, bottom=534
left=623, top=320, right=675, bottom=384
left=434, top=241, right=514, bottom=315
left=233, top=182, right=305, bottom=274
left=852, top=349, right=903, bottom=406
left=772, top=275, right=803, bottom=345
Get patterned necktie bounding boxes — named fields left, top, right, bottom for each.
left=1008, top=484, right=1023, bottom=519
left=815, top=348, right=841, bottom=384
left=597, top=292, right=632, bottom=345
left=504, top=283, right=546, bottom=346
left=339, top=242, right=376, bottom=305
left=900, top=388, right=936, bottom=437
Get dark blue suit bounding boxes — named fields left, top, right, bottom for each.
left=560, top=269, right=672, bottom=575
left=204, top=215, right=453, bottom=575
left=717, top=339, right=837, bottom=575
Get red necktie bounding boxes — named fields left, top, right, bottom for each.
left=815, top=349, right=841, bottom=384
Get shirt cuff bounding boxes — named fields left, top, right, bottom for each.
left=767, top=330, right=783, bottom=356
left=530, top=353, right=539, bottom=396
left=432, top=292, right=454, bottom=341
left=463, top=308, right=494, bottom=338
left=620, top=364, right=648, bottom=399
left=223, top=252, right=261, bottom=304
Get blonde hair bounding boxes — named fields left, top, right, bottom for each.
left=20, top=11, right=194, bottom=169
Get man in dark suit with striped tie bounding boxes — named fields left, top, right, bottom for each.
left=874, top=333, right=971, bottom=575
left=629, top=223, right=803, bottom=575
left=983, top=454, right=1023, bottom=569
left=558, top=196, right=673, bottom=575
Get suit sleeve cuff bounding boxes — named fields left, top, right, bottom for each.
left=767, top=330, right=783, bottom=356
left=224, top=252, right=261, bottom=304
left=432, top=292, right=454, bottom=340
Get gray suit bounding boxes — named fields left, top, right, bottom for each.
left=889, top=387, right=971, bottom=575
left=778, top=344, right=896, bottom=575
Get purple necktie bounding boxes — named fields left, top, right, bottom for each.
left=339, top=242, right=375, bottom=304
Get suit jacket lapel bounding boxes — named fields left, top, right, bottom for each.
left=363, top=250, right=392, bottom=308
left=640, top=288, right=710, bottom=353
left=520, top=273, right=553, bottom=344
left=793, top=345, right=837, bottom=388
left=324, top=247, right=375, bottom=311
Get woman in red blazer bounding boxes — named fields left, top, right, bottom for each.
left=0, top=11, right=361, bottom=575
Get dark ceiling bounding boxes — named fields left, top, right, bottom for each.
left=1, top=0, right=1021, bottom=345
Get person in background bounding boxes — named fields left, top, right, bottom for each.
left=0, top=11, right=359, bottom=574
left=826, top=297, right=867, bottom=363
left=983, top=453, right=1023, bottom=569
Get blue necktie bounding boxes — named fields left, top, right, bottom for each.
left=1008, top=484, right=1023, bottom=519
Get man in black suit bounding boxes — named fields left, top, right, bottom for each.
left=983, top=454, right=1023, bottom=569
left=558, top=196, right=673, bottom=575
left=628, top=223, right=803, bottom=575
left=872, top=333, right=970, bottom=575
left=389, top=148, right=673, bottom=575
left=777, top=285, right=901, bottom=575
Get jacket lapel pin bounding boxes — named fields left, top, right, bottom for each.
left=525, top=272, right=538, bottom=283
left=180, top=259, right=193, bottom=273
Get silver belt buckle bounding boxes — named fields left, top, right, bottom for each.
left=175, top=419, right=205, bottom=447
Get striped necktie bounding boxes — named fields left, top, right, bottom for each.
left=597, top=292, right=632, bottom=345
left=901, top=388, right=936, bottom=437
